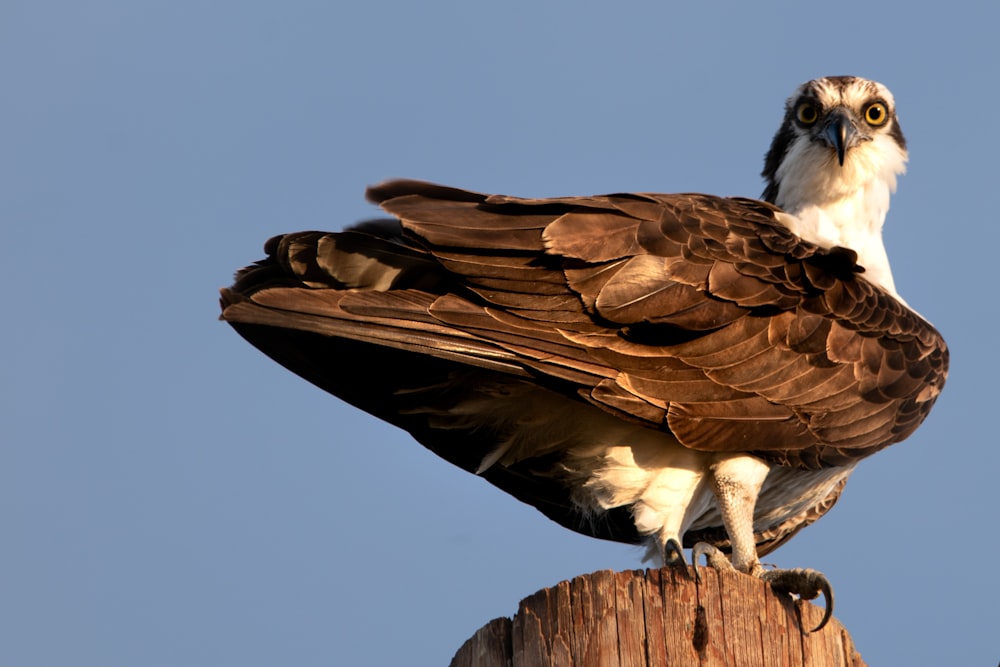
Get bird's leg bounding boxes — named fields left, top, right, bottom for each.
left=706, top=454, right=770, bottom=576
left=691, top=453, right=834, bottom=632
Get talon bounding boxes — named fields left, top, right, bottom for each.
left=662, top=538, right=687, bottom=568
left=691, top=542, right=734, bottom=582
left=762, top=568, right=834, bottom=632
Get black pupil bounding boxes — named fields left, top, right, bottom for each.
left=869, top=106, right=883, bottom=122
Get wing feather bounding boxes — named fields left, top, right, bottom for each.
left=223, top=179, right=948, bottom=475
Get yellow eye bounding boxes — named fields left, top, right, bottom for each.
left=864, top=102, right=889, bottom=126
left=796, top=103, right=819, bottom=125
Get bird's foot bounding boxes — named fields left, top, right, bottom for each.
left=762, top=567, right=834, bottom=632
left=691, top=541, right=734, bottom=579
left=691, top=542, right=833, bottom=632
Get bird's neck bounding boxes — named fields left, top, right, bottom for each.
left=778, top=183, right=897, bottom=296
left=770, top=144, right=907, bottom=298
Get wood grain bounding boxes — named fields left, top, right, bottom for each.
left=450, top=568, right=867, bottom=667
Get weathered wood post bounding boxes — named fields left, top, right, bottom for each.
left=450, top=567, right=867, bottom=667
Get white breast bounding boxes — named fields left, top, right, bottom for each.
left=773, top=132, right=907, bottom=299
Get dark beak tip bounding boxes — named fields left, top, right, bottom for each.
left=823, top=111, right=852, bottom=167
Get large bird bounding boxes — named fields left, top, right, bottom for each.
left=220, top=76, right=947, bottom=628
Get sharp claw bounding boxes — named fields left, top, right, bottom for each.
left=662, top=538, right=687, bottom=568
left=813, top=576, right=834, bottom=632
left=762, top=568, right=834, bottom=632
left=691, top=542, right=734, bottom=581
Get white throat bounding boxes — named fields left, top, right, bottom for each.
left=772, top=133, right=907, bottom=298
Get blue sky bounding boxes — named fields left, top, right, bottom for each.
left=3, top=2, right=997, bottom=665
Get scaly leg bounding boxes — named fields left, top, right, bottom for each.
left=707, top=454, right=769, bottom=576
left=692, top=454, right=834, bottom=632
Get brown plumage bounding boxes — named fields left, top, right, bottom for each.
left=220, top=179, right=947, bottom=555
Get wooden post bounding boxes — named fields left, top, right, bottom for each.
left=450, top=567, right=867, bottom=667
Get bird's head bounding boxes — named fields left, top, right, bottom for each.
left=761, top=76, right=908, bottom=212
left=757, top=77, right=909, bottom=296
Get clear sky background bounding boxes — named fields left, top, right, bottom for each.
left=3, top=2, right=996, bottom=665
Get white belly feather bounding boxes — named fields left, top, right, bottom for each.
left=429, top=380, right=852, bottom=554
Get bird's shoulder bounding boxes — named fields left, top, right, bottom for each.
left=368, top=180, right=878, bottom=327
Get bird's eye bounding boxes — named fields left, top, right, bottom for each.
left=796, top=103, right=819, bottom=125
left=864, top=102, right=889, bottom=126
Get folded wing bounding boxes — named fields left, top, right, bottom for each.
left=220, top=179, right=948, bottom=542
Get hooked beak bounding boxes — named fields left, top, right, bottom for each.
left=822, top=108, right=860, bottom=167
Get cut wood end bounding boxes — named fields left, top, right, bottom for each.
left=450, top=567, right=868, bottom=667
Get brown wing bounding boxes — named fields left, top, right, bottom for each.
left=220, top=179, right=948, bottom=544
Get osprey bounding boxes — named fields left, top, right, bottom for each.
left=221, top=76, right=947, bottom=629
